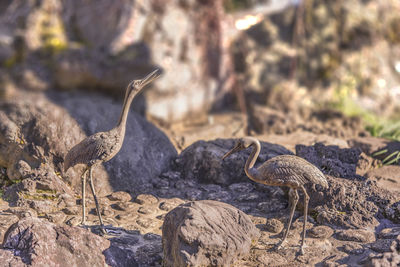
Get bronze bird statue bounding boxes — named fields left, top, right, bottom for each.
left=64, top=69, right=161, bottom=233
left=222, top=137, right=328, bottom=255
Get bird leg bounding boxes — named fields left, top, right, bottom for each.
left=81, top=168, right=89, bottom=225
left=299, top=186, right=310, bottom=255
left=277, top=188, right=299, bottom=250
left=88, top=166, right=106, bottom=234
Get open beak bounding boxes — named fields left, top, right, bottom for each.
left=222, top=144, right=242, bottom=160
left=139, top=69, right=161, bottom=87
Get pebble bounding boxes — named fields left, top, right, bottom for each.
left=111, top=202, right=138, bottom=211
left=159, top=199, right=184, bottom=211
left=46, top=211, right=67, bottom=224
left=65, top=216, right=81, bottom=227
left=138, top=206, right=157, bottom=215
left=341, top=243, right=365, bottom=255
left=60, top=193, right=76, bottom=207
left=207, top=191, right=231, bottom=201
left=264, top=218, right=284, bottom=233
left=378, top=227, right=400, bottom=239
left=335, top=229, right=376, bottom=243
left=201, top=184, right=222, bottom=193
left=257, top=200, right=287, bottom=213
left=135, top=194, right=158, bottom=205
left=115, top=213, right=138, bottom=221
left=228, top=182, right=254, bottom=193
left=307, top=225, right=334, bottom=239
left=136, top=218, right=157, bottom=229
left=108, top=191, right=132, bottom=202
left=62, top=206, right=80, bottom=215
left=185, top=189, right=203, bottom=201
left=236, top=192, right=260, bottom=202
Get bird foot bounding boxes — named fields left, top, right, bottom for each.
left=80, top=220, right=86, bottom=226
left=299, top=244, right=307, bottom=255
left=274, top=240, right=287, bottom=250
left=98, top=225, right=107, bottom=235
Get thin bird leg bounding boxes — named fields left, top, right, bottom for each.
left=277, top=188, right=299, bottom=249
left=300, top=186, right=310, bottom=255
left=88, top=166, right=106, bottom=234
left=81, top=168, right=89, bottom=225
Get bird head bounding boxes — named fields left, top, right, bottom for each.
left=127, top=69, right=161, bottom=93
left=222, top=137, right=255, bottom=160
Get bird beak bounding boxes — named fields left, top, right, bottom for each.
left=139, top=69, right=161, bottom=87
left=222, top=144, right=241, bottom=160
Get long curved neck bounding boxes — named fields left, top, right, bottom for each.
left=244, top=140, right=261, bottom=181
left=116, top=90, right=137, bottom=132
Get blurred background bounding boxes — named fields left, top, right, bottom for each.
left=1, top=0, right=400, bottom=148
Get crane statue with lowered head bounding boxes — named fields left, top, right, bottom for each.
left=64, top=69, right=160, bottom=234
left=222, top=137, right=328, bottom=255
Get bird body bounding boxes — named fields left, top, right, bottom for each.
left=222, top=137, right=328, bottom=255
left=64, top=69, right=160, bottom=233
left=64, top=127, right=123, bottom=171
left=250, top=155, right=328, bottom=188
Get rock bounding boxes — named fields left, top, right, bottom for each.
left=50, top=91, right=177, bottom=194
left=307, top=226, right=334, bottom=239
left=335, top=229, right=376, bottom=243
left=367, top=235, right=400, bottom=266
left=366, top=165, right=400, bottom=192
left=296, top=143, right=362, bottom=179
left=384, top=201, right=400, bottom=223
left=1, top=217, right=110, bottom=266
left=264, top=218, right=284, bottom=233
left=159, top=198, right=185, bottom=212
left=135, top=194, right=159, bottom=205
left=310, top=176, right=397, bottom=229
left=341, top=243, right=365, bottom=255
left=371, top=239, right=395, bottom=253
left=379, top=227, right=400, bottom=239
left=175, top=138, right=293, bottom=185
left=108, top=191, right=132, bottom=202
left=0, top=91, right=88, bottom=198
left=228, top=182, right=255, bottom=193
left=104, top=232, right=163, bottom=267
left=162, top=200, right=260, bottom=267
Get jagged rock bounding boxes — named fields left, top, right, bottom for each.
left=0, top=91, right=110, bottom=199
left=104, top=233, right=163, bottom=267
left=175, top=138, right=293, bottom=185
left=48, top=90, right=177, bottom=195
left=312, top=177, right=396, bottom=229
left=384, top=201, right=400, bottom=224
left=367, top=235, right=400, bottom=267
left=1, top=217, right=110, bottom=266
left=162, top=200, right=260, bottom=267
left=296, top=143, right=362, bottom=179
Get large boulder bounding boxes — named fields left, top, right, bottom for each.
left=1, top=217, right=110, bottom=266
left=50, top=90, right=177, bottom=195
left=0, top=90, right=111, bottom=199
left=174, top=138, right=292, bottom=185
left=162, top=200, right=259, bottom=267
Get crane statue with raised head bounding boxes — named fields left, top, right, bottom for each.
left=222, top=137, right=328, bottom=255
left=64, top=69, right=160, bottom=234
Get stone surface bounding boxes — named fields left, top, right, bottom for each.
left=162, top=200, right=260, bottom=267
left=335, top=229, right=376, bottom=243
left=296, top=143, right=363, bottom=179
left=1, top=217, right=110, bottom=266
left=175, top=138, right=293, bottom=185
left=365, top=165, right=400, bottom=192
left=307, top=226, right=334, bottom=239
